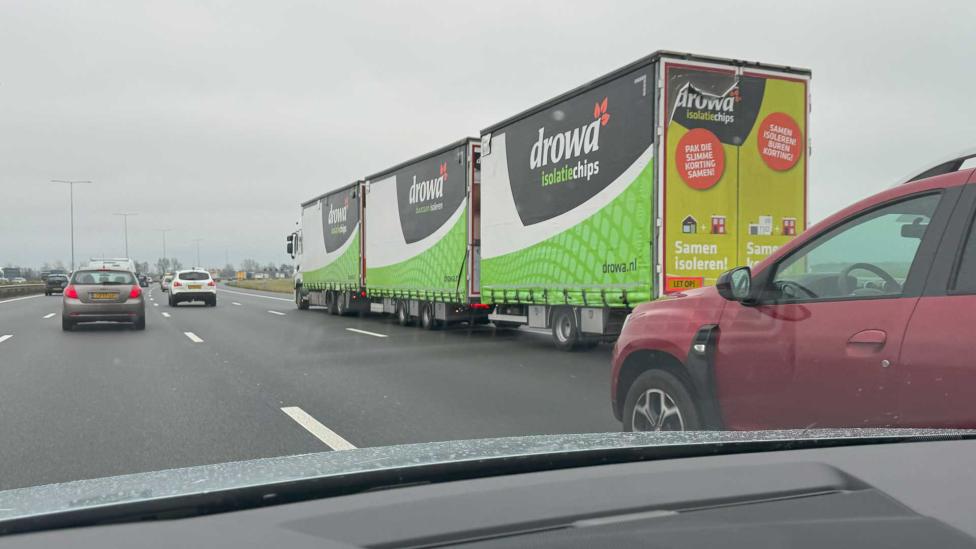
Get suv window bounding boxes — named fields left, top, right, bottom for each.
left=770, top=193, right=941, bottom=302
left=179, top=271, right=210, bottom=281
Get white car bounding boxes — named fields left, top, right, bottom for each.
left=168, top=270, right=217, bottom=307
left=12, top=277, right=27, bottom=284
left=160, top=275, right=173, bottom=292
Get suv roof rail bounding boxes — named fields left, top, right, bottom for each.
left=897, top=147, right=976, bottom=186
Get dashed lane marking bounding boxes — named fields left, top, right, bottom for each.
left=281, top=406, right=356, bottom=450
left=346, top=328, right=388, bottom=338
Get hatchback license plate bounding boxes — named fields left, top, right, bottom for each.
left=91, top=292, right=117, bottom=300
left=189, top=284, right=202, bottom=290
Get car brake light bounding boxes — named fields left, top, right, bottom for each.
left=129, top=285, right=141, bottom=299
left=64, top=285, right=78, bottom=298
left=173, top=281, right=182, bottom=287
left=207, top=280, right=216, bottom=286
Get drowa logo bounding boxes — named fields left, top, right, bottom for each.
left=530, top=97, right=610, bottom=187
left=327, top=196, right=349, bottom=235
left=408, top=162, right=447, bottom=214
left=673, top=83, right=741, bottom=125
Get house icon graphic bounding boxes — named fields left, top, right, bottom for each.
left=682, top=215, right=698, bottom=234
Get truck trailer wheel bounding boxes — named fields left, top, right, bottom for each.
left=551, top=307, right=579, bottom=352
left=420, top=303, right=436, bottom=330
left=336, top=292, right=348, bottom=316
left=396, top=301, right=411, bottom=326
left=295, top=288, right=309, bottom=310
left=326, top=291, right=339, bottom=315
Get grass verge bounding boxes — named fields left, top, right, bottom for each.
left=226, top=278, right=294, bottom=294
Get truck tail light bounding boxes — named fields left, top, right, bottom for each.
left=129, top=285, right=142, bottom=299
left=64, top=285, right=78, bottom=299
left=471, top=303, right=490, bottom=310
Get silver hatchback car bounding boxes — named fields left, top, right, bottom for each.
left=62, top=269, right=146, bottom=331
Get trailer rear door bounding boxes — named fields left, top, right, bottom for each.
left=660, top=59, right=807, bottom=293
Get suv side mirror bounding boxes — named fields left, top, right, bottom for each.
left=717, top=266, right=752, bottom=302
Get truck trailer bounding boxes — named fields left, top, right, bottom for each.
left=289, top=51, right=809, bottom=350
left=478, top=51, right=809, bottom=349
left=289, top=181, right=367, bottom=315
left=363, top=138, right=487, bottom=328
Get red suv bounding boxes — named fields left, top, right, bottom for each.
left=612, top=157, right=976, bottom=431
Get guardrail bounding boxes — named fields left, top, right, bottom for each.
left=0, top=284, right=46, bottom=299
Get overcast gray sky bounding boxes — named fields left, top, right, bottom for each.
left=1, top=0, right=973, bottom=270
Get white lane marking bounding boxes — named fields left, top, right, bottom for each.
left=267, top=310, right=286, bottom=316
left=0, top=294, right=44, bottom=305
left=161, top=312, right=171, bottom=318
left=220, top=288, right=292, bottom=302
left=42, top=313, right=56, bottom=319
left=0, top=335, right=12, bottom=344
left=153, top=303, right=159, bottom=307
left=184, top=331, right=203, bottom=343
left=281, top=406, right=356, bottom=451
left=346, top=327, right=388, bottom=338
left=150, top=298, right=154, bottom=301
left=232, top=302, right=242, bottom=306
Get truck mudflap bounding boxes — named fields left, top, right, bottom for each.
left=684, top=324, right=724, bottom=430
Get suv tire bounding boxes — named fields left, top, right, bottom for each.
left=622, top=369, right=701, bottom=432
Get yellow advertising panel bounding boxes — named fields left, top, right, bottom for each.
left=738, top=75, right=807, bottom=267
left=663, top=62, right=806, bottom=292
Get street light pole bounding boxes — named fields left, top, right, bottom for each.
left=192, top=238, right=203, bottom=268
left=50, top=179, right=91, bottom=272
left=113, top=213, right=138, bottom=257
left=156, top=229, right=171, bottom=266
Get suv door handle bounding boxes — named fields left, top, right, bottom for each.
left=848, top=329, right=887, bottom=345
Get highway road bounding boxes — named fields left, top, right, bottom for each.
left=0, top=284, right=619, bottom=490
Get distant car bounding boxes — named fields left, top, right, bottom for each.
left=62, top=269, right=146, bottom=331
left=45, top=275, right=69, bottom=295
left=137, top=274, right=149, bottom=288
left=161, top=275, right=173, bottom=292
left=168, top=270, right=217, bottom=306
left=12, top=277, right=27, bottom=284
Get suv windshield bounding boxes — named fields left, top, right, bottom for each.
left=71, top=270, right=136, bottom=285
left=178, top=272, right=210, bottom=281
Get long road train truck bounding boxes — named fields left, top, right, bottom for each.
left=288, top=51, right=810, bottom=350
